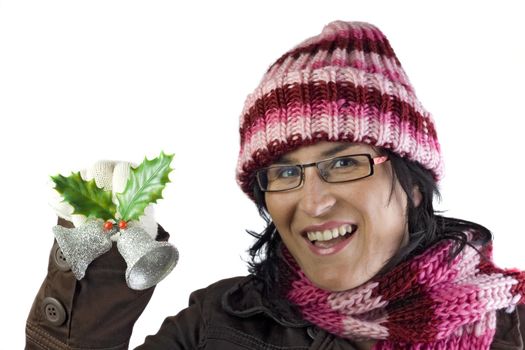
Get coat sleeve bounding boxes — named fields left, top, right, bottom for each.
left=25, top=218, right=170, bottom=350
left=519, top=304, right=525, bottom=346
left=134, top=288, right=206, bottom=349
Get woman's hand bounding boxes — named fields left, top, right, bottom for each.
left=26, top=160, right=170, bottom=350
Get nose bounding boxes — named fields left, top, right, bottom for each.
left=297, top=166, right=336, bottom=217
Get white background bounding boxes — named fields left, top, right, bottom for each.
left=1, top=1, right=524, bottom=348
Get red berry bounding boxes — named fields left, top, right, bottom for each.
left=118, top=220, right=127, bottom=229
left=103, top=221, right=113, bottom=231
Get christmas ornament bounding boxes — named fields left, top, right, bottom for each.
left=50, top=151, right=179, bottom=290
left=52, top=218, right=114, bottom=280
left=117, top=151, right=173, bottom=222
left=51, top=171, right=117, bottom=221
left=117, top=224, right=179, bottom=290
left=103, top=221, right=114, bottom=231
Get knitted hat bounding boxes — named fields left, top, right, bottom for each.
left=236, top=20, right=443, bottom=199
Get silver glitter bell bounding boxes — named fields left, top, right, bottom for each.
left=52, top=219, right=113, bottom=280
left=117, top=225, right=179, bottom=290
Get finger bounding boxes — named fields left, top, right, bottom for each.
left=86, top=161, right=116, bottom=190
left=48, top=178, right=74, bottom=221
left=112, top=162, right=132, bottom=195
left=139, top=205, right=158, bottom=239
left=70, top=214, right=87, bottom=228
left=48, top=178, right=87, bottom=227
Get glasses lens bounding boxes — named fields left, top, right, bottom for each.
left=319, top=155, right=371, bottom=182
left=257, top=165, right=302, bottom=191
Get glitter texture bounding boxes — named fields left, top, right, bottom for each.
left=117, top=225, right=179, bottom=290
left=52, top=219, right=113, bottom=280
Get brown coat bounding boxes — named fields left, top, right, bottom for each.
left=26, top=223, right=525, bottom=349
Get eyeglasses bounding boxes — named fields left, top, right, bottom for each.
left=256, top=153, right=389, bottom=192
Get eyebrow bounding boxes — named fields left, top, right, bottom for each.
left=277, top=143, right=355, bottom=164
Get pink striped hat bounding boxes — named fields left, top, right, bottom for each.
left=236, top=20, right=443, bottom=198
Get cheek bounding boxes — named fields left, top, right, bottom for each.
left=357, top=182, right=408, bottom=236
left=265, top=194, right=293, bottom=232
left=388, top=185, right=408, bottom=220
left=376, top=191, right=408, bottom=246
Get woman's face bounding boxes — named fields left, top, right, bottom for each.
left=265, top=141, right=417, bottom=291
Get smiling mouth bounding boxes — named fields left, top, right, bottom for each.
left=304, top=224, right=358, bottom=248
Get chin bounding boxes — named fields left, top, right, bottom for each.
left=308, top=271, right=359, bottom=292
left=314, top=280, right=354, bottom=292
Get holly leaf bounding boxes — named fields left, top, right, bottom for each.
left=117, top=151, right=174, bottom=222
left=51, top=172, right=117, bottom=221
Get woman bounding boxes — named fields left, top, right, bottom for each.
left=26, top=20, right=525, bottom=349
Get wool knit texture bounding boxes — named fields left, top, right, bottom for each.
left=236, top=20, right=443, bottom=199
left=283, top=238, right=525, bottom=349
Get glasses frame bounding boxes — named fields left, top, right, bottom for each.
left=256, top=153, right=389, bottom=193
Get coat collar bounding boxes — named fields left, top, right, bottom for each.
left=222, top=275, right=309, bottom=328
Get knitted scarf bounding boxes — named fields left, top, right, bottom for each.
left=284, top=239, right=525, bottom=349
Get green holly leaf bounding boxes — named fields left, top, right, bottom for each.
left=51, top=172, right=117, bottom=221
left=117, top=151, right=174, bottom=222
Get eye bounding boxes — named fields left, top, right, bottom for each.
left=331, top=157, right=358, bottom=169
left=266, top=166, right=301, bottom=181
left=277, top=166, right=301, bottom=179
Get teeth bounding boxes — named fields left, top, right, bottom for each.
left=306, top=224, right=355, bottom=242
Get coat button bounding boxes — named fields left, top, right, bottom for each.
left=53, top=245, right=71, bottom=271
left=42, top=297, right=67, bottom=326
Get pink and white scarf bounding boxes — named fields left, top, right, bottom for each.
left=284, top=239, right=525, bottom=349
